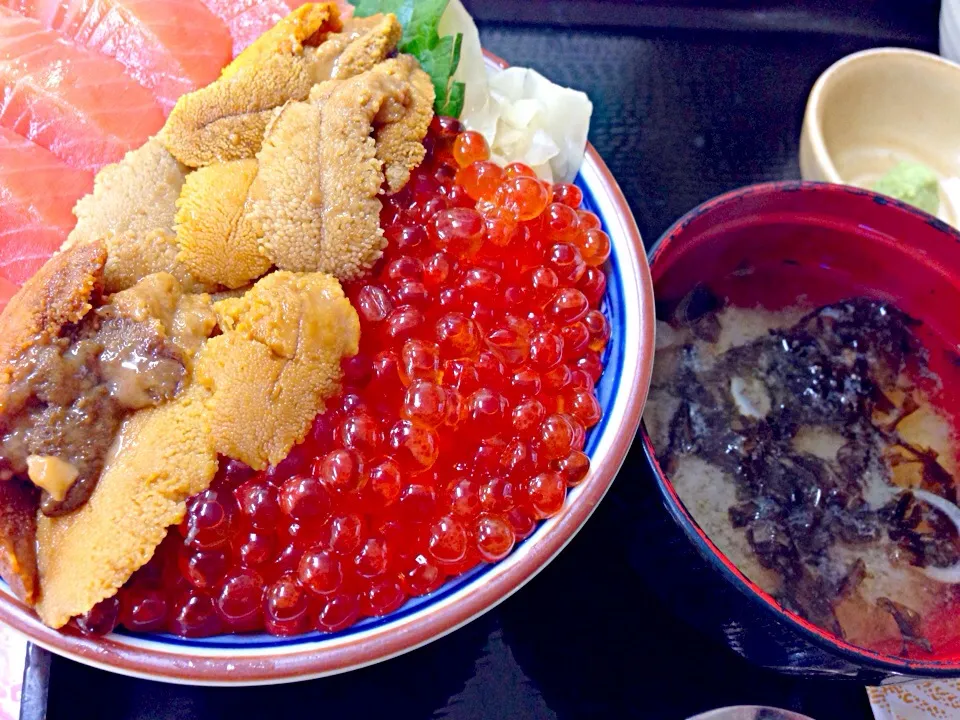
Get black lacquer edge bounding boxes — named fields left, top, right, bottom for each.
left=461, top=0, right=938, bottom=44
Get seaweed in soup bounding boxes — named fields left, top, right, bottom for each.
left=652, top=297, right=960, bottom=652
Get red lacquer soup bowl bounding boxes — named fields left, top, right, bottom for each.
left=641, top=181, right=960, bottom=682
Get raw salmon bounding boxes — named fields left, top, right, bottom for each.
left=0, top=7, right=164, bottom=171
left=0, top=127, right=93, bottom=293
left=201, top=0, right=352, bottom=56
left=2, top=0, right=233, bottom=112
left=0, top=275, right=16, bottom=312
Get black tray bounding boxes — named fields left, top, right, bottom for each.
left=28, top=2, right=942, bottom=718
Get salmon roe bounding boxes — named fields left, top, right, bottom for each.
left=77, top=117, right=611, bottom=638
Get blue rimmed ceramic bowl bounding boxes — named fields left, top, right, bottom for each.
left=0, top=54, right=655, bottom=685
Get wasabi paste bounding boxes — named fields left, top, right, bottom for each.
left=873, top=161, right=941, bottom=215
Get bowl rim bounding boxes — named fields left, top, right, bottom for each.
left=802, top=47, right=960, bottom=184
left=642, top=179, right=960, bottom=677
left=0, top=50, right=656, bottom=685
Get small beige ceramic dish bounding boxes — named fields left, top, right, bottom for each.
left=800, top=47, right=960, bottom=227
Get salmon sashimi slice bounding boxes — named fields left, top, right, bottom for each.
left=0, top=276, right=18, bottom=313
left=201, top=0, right=352, bottom=56
left=0, top=127, right=94, bottom=290
left=2, top=0, right=233, bottom=112
left=0, top=7, right=164, bottom=171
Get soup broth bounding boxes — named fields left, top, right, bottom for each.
left=645, top=293, right=960, bottom=657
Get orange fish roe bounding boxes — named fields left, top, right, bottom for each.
left=77, top=117, right=612, bottom=638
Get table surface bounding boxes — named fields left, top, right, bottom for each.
left=40, top=3, right=942, bottom=718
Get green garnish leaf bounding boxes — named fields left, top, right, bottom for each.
left=350, top=0, right=465, bottom=118
left=401, top=0, right=448, bottom=51
left=439, top=80, right=465, bottom=117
